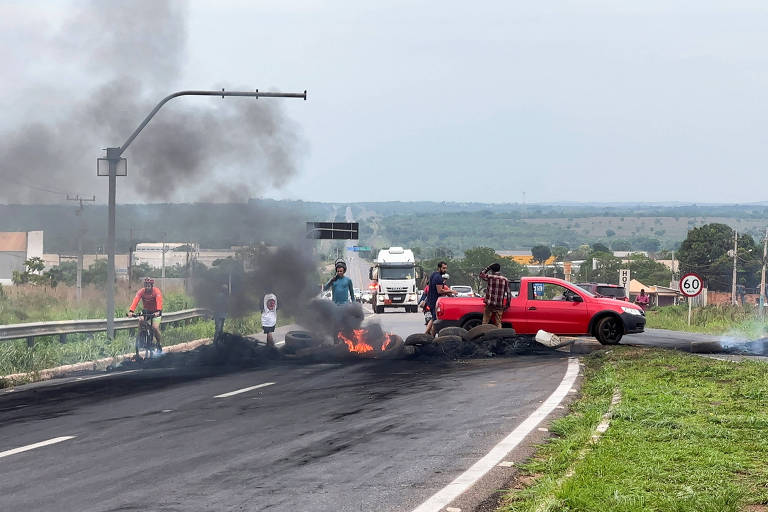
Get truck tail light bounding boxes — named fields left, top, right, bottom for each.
left=436, top=301, right=443, bottom=318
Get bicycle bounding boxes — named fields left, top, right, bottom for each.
left=131, top=311, right=161, bottom=359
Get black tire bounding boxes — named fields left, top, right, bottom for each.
left=438, top=326, right=469, bottom=338
left=433, top=334, right=464, bottom=344
left=481, top=327, right=518, bottom=340
left=595, top=316, right=623, bottom=345
left=464, top=324, right=499, bottom=341
left=375, top=305, right=384, bottom=314
left=405, top=333, right=434, bottom=346
left=285, top=330, right=317, bottom=350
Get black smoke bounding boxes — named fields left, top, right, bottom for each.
left=0, top=0, right=305, bottom=204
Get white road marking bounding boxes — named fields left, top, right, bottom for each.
left=411, top=357, right=580, bottom=512
left=497, top=461, right=514, bottom=467
left=76, top=370, right=138, bottom=382
left=214, top=382, right=275, bottom=398
left=0, top=436, right=76, bottom=459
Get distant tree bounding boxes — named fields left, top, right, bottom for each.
left=677, top=223, right=760, bottom=291
left=591, top=243, right=610, bottom=253
left=627, top=253, right=673, bottom=287
left=605, top=229, right=616, bottom=237
left=611, top=239, right=632, bottom=251
left=12, top=257, right=51, bottom=286
left=551, top=246, right=568, bottom=262
left=575, top=253, right=622, bottom=284
left=531, top=245, right=551, bottom=265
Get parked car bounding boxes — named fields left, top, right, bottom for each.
left=450, top=285, right=475, bottom=297
left=360, top=290, right=373, bottom=303
left=575, top=282, right=629, bottom=301
left=434, top=276, right=645, bottom=345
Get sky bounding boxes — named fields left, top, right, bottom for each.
left=1, top=0, right=767, bottom=205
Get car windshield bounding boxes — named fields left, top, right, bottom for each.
left=379, top=266, right=414, bottom=280
left=597, top=286, right=626, bottom=298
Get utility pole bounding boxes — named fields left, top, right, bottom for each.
left=731, top=229, right=738, bottom=305
left=760, top=228, right=768, bottom=318
left=67, top=194, right=96, bottom=301
left=161, top=233, right=167, bottom=292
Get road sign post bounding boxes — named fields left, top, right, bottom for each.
left=679, top=273, right=703, bottom=326
left=619, top=269, right=630, bottom=295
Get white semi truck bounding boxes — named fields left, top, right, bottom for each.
left=369, top=247, right=423, bottom=314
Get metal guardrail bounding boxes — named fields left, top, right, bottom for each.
left=0, top=308, right=210, bottom=347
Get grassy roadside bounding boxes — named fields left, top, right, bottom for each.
left=0, top=312, right=294, bottom=380
left=645, top=304, right=768, bottom=338
left=501, top=347, right=768, bottom=512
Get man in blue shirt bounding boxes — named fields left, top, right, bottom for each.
left=425, top=261, right=457, bottom=335
left=324, top=261, right=355, bottom=305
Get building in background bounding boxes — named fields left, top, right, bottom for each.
left=0, top=231, right=44, bottom=285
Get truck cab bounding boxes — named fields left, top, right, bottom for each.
left=369, top=247, right=422, bottom=314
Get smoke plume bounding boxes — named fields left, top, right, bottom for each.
left=0, top=0, right=305, bottom=204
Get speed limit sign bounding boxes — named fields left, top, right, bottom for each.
left=679, top=273, right=703, bottom=297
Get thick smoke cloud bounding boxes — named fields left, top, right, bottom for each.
left=0, top=0, right=305, bottom=204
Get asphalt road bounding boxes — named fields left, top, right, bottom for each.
left=0, top=308, right=576, bottom=512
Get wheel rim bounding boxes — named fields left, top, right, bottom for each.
left=600, top=318, right=620, bottom=342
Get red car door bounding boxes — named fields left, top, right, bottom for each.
left=522, top=281, right=590, bottom=334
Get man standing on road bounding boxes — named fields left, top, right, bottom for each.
left=426, top=261, right=457, bottom=335
left=479, top=262, right=510, bottom=328
left=324, top=261, right=355, bottom=305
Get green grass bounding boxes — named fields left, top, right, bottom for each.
left=646, top=304, right=768, bottom=338
left=501, top=347, right=768, bottom=512
left=0, top=310, right=292, bottom=382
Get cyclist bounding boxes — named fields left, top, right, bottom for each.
left=127, top=277, right=164, bottom=352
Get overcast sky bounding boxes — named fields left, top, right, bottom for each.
left=1, top=0, right=767, bottom=204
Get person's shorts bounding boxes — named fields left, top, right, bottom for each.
left=263, top=325, right=276, bottom=334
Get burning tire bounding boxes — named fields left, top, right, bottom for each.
left=405, top=333, right=434, bottom=346
left=284, top=331, right=319, bottom=352
left=437, top=326, right=468, bottom=338
left=464, top=324, right=499, bottom=341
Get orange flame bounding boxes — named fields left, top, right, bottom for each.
left=381, top=334, right=393, bottom=351
left=338, top=329, right=374, bottom=353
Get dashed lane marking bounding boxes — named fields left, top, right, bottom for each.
left=214, top=382, right=275, bottom=398
left=0, top=436, right=76, bottom=459
left=411, top=357, right=580, bottom=512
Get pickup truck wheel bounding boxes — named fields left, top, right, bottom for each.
left=464, top=324, right=499, bottom=341
left=375, top=305, right=384, bottom=314
left=460, top=317, right=483, bottom=331
left=595, top=316, right=623, bottom=345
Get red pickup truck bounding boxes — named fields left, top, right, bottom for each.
left=434, top=276, right=645, bottom=345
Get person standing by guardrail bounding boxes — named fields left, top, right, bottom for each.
left=479, top=262, right=510, bottom=328
left=127, top=277, right=163, bottom=351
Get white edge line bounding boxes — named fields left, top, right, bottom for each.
left=0, top=436, right=77, bottom=459
left=76, top=370, right=139, bottom=381
left=411, top=357, right=581, bottom=512
left=214, top=382, right=276, bottom=398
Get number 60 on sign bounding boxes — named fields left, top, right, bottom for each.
left=679, top=273, right=703, bottom=298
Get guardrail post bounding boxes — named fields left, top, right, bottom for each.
left=26, top=336, right=35, bottom=348
left=59, top=334, right=67, bottom=344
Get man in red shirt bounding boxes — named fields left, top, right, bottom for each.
left=127, top=277, right=164, bottom=350
left=479, top=263, right=510, bottom=328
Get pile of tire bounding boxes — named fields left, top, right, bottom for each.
left=404, top=325, right=535, bottom=359
left=282, top=330, right=406, bottom=359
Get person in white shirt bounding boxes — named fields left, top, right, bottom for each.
left=262, top=293, right=278, bottom=347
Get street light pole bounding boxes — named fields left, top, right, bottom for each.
left=101, top=88, right=307, bottom=339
